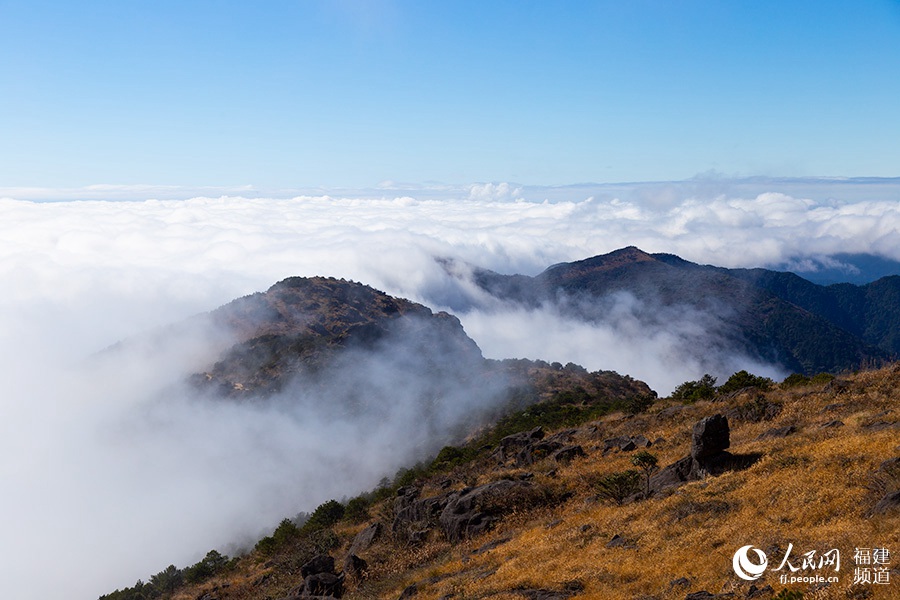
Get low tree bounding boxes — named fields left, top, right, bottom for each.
left=149, top=565, right=183, bottom=595
left=631, top=450, right=659, bottom=498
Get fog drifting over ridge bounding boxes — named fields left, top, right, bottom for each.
left=2, top=178, right=900, bottom=599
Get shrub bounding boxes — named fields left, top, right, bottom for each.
left=344, top=495, right=371, bottom=523
left=625, top=393, right=655, bottom=414
left=254, top=534, right=277, bottom=556
left=303, top=499, right=345, bottom=532
left=718, top=370, right=773, bottom=394
left=594, top=470, right=642, bottom=505
left=781, top=373, right=810, bottom=388
left=273, top=518, right=301, bottom=545
left=810, top=372, right=835, bottom=385
left=430, top=445, right=477, bottom=472
left=671, top=374, right=717, bottom=401
left=183, top=550, right=230, bottom=584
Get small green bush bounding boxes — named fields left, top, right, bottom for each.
left=810, top=372, right=835, bottom=385
left=430, top=445, right=477, bottom=472
left=781, top=373, right=810, bottom=388
left=344, top=495, right=371, bottom=523
left=594, top=470, right=642, bottom=505
left=303, top=499, right=345, bottom=532
left=718, top=370, right=774, bottom=394
left=671, top=374, right=717, bottom=401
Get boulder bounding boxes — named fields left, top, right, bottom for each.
left=343, top=554, right=368, bottom=580
left=301, top=555, right=335, bottom=578
left=392, top=492, right=451, bottom=540
left=631, top=434, right=652, bottom=448
left=605, top=534, right=636, bottom=549
left=603, top=436, right=636, bottom=452
left=277, top=554, right=347, bottom=599
left=515, top=439, right=564, bottom=466
left=550, top=445, right=586, bottom=464
left=756, top=426, right=796, bottom=440
left=649, top=456, right=694, bottom=493
left=348, top=522, right=382, bottom=555
left=650, top=415, right=736, bottom=493
left=691, top=414, right=730, bottom=460
left=873, top=490, right=900, bottom=515
left=439, top=480, right=533, bottom=542
left=302, top=572, right=344, bottom=598
left=498, top=427, right=544, bottom=461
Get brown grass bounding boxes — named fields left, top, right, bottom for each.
left=173, top=365, right=900, bottom=600
left=347, top=366, right=900, bottom=600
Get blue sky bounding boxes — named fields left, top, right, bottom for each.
left=2, top=0, right=899, bottom=189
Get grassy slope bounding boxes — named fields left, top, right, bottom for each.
left=173, top=365, right=900, bottom=600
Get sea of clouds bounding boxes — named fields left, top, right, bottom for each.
left=1, top=178, right=899, bottom=598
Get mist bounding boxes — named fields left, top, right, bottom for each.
left=1, top=178, right=898, bottom=598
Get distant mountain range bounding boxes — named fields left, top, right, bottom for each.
left=773, top=252, right=900, bottom=285
left=466, top=247, right=900, bottom=375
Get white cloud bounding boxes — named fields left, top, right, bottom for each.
left=1, top=178, right=899, bottom=598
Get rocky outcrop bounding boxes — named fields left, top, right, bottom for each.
left=348, top=522, right=381, bottom=555
left=392, top=480, right=538, bottom=543
left=650, top=414, right=736, bottom=494
left=342, top=554, right=368, bottom=580
left=494, top=427, right=586, bottom=467
left=278, top=554, right=344, bottom=599
left=756, top=425, right=795, bottom=440
left=873, top=490, right=900, bottom=515
left=439, top=480, right=534, bottom=542
left=691, top=414, right=729, bottom=459
left=602, top=434, right=651, bottom=452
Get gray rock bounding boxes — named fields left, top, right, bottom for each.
left=649, top=455, right=694, bottom=493
left=392, top=493, right=451, bottom=540
left=756, top=425, right=796, bottom=440
left=348, top=522, right=382, bottom=555
left=302, top=572, right=343, bottom=598
left=301, top=555, right=335, bottom=578
left=745, top=584, right=774, bottom=598
left=498, top=427, right=544, bottom=461
left=873, top=490, right=900, bottom=515
left=691, top=414, right=730, bottom=460
left=439, top=480, right=533, bottom=542
left=551, top=445, right=586, bottom=464
left=604, top=436, right=636, bottom=452
left=632, top=434, right=652, bottom=448
left=343, top=554, right=367, bottom=580
left=516, top=440, right=564, bottom=466
left=605, top=534, right=636, bottom=549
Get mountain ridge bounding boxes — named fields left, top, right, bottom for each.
left=468, top=247, right=898, bottom=375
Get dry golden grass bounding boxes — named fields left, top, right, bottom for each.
left=168, top=365, right=900, bottom=600
left=347, top=365, right=900, bottom=600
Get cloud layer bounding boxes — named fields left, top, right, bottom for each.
left=1, top=178, right=899, bottom=598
